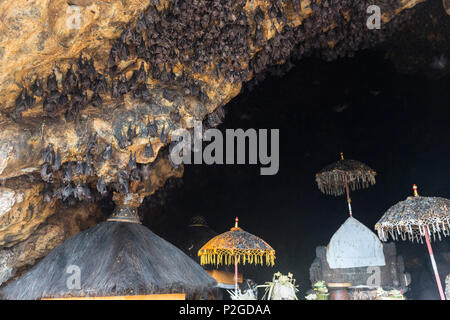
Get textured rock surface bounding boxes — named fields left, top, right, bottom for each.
left=0, top=0, right=429, bottom=287
left=0, top=0, right=150, bottom=107
left=0, top=201, right=103, bottom=286
left=0, top=155, right=181, bottom=286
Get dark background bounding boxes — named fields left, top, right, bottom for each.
left=144, top=49, right=450, bottom=299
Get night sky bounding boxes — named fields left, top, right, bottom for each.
left=144, top=49, right=450, bottom=298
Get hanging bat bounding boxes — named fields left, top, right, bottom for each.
left=111, top=79, right=120, bottom=98
left=115, top=171, right=129, bottom=195
left=31, top=79, right=44, bottom=97
left=42, top=145, right=55, bottom=165
left=144, top=142, right=154, bottom=158
left=141, top=85, right=152, bottom=102
left=15, top=89, right=35, bottom=111
left=120, top=26, right=133, bottom=44
left=127, top=124, right=137, bottom=141
left=52, top=150, right=61, bottom=171
left=75, top=161, right=85, bottom=176
left=47, top=90, right=61, bottom=104
left=93, top=74, right=107, bottom=94
left=43, top=184, right=53, bottom=203
left=137, top=63, right=147, bottom=82
left=130, top=169, right=141, bottom=182
left=118, top=75, right=129, bottom=95
left=136, top=12, right=147, bottom=33
left=128, top=153, right=137, bottom=171
left=90, top=92, right=102, bottom=107
left=58, top=93, right=69, bottom=107
left=63, top=65, right=78, bottom=91
left=163, top=89, right=176, bottom=102
left=62, top=162, right=73, bottom=183
left=140, top=164, right=151, bottom=182
left=132, top=86, right=143, bottom=99
left=40, top=163, right=53, bottom=183
left=65, top=107, right=76, bottom=122
left=46, top=71, right=58, bottom=91
left=87, top=133, right=98, bottom=154
left=171, top=111, right=181, bottom=122
left=118, top=135, right=132, bottom=149
left=96, top=176, right=108, bottom=196
left=118, top=42, right=130, bottom=61
left=147, top=119, right=158, bottom=137
left=62, top=184, right=73, bottom=201
left=85, top=162, right=95, bottom=176
left=160, top=123, right=169, bottom=144
left=102, top=144, right=113, bottom=160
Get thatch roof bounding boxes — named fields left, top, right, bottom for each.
left=183, top=225, right=218, bottom=262
left=175, top=216, right=218, bottom=262
left=175, top=217, right=234, bottom=275
left=2, top=221, right=217, bottom=300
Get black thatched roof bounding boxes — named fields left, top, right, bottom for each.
left=2, top=221, right=217, bottom=300
left=174, top=219, right=233, bottom=274
left=182, top=225, right=218, bottom=262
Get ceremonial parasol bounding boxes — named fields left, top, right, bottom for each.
left=315, top=152, right=377, bottom=216
left=375, top=185, right=450, bottom=300
left=198, top=217, right=275, bottom=294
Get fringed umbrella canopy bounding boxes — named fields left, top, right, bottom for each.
left=198, top=217, right=275, bottom=267
left=375, top=192, right=450, bottom=243
left=315, top=153, right=377, bottom=196
left=2, top=207, right=217, bottom=300
left=375, top=185, right=450, bottom=300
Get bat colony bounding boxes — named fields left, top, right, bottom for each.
left=12, top=0, right=412, bottom=202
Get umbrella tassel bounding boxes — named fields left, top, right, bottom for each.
left=419, top=225, right=424, bottom=237
left=400, top=231, right=406, bottom=241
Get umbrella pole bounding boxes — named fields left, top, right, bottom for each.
left=340, top=153, right=353, bottom=217
left=344, top=181, right=353, bottom=217
left=424, top=228, right=446, bottom=300
left=234, top=256, right=238, bottom=295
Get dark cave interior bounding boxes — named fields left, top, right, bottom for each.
left=139, top=47, right=450, bottom=299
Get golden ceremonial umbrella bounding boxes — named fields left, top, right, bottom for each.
left=198, top=217, right=275, bottom=294
left=315, top=152, right=376, bottom=217
left=375, top=185, right=450, bottom=300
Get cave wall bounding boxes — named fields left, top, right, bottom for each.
left=0, top=0, right=430, bottom=287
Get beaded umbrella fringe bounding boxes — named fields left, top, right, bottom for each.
left=316, top=159, right=376, bottom=196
